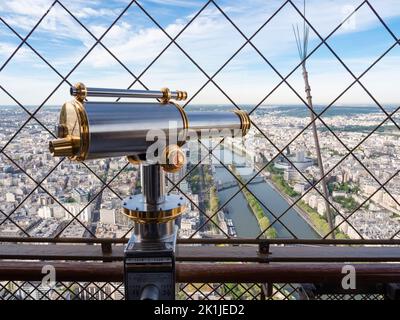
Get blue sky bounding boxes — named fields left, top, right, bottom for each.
left=0, top=0, right=399, bottom=108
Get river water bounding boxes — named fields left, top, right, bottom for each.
left=213, top=149, right=319, bottom=239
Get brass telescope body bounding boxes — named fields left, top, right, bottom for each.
left=50, top=84, right=250, bottom=163
left=49, top=83, right=250, bottom=226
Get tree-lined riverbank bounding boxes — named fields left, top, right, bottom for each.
left=229, top=164, right=277, bottom=239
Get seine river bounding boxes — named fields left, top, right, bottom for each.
left=213, top=149, right=319, bottom=239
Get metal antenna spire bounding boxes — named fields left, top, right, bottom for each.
left=292, top=0, right=335, bottom=238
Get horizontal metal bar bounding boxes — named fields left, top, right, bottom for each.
left=178, top=238, right=400, bottom=245
left=83, top=87, right=163, bottom=99
left=0, top=261, right=123, bottom=282
left=0, top=261, right=399, bottom=283
left=1, top=244, right=400, bottom=263
left=2, top=237, right=400, bottom=245
left=70, top=86, right=183, bottom=100
left=179, top=245, right=400, bottom=263
left=177, top=263, right=400, bottom=284
left=0, top=237, right=127, bottom=244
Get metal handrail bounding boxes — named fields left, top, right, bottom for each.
left=1, top=237, right=400, bottom=245
left=1, top=261, right=399, bottom=284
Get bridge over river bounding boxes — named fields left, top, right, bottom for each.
left=217, top=176, right=265, bottom=191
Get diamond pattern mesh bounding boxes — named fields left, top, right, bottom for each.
left=0, top=281, right=385, bottom=300
left=0, top=0, right=399, bottom=300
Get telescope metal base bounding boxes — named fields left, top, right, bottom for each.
left=122, top=194, right=187, bottom=224
left=124, top=225, right=178, bottom=300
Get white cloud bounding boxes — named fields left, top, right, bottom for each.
left=0, top=42, right=18, bottom=58
left=140, top=0, right=203, bottom=8
left=74, top=7, right=120, bottom=19
left=0, top=0, right=54, bottom=17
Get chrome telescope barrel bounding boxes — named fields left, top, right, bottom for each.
left=186, top=111, right=247, bottom=133
left=49, top=85, right=250, bottom=161
left=70, top=82, right=187, bottom=104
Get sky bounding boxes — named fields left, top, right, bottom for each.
left=0, top=0, right=399, bottom=109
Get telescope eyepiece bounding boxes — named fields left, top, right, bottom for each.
left=49, top=136, right=79, bottom=157
left=70, top=82, right=87, bottom=102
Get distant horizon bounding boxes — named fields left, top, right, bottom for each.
left=1, top=103, right=399, bottom=108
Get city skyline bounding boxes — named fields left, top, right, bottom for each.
left=0, top=104, right=399, bottom=240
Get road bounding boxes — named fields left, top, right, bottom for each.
left=83, top=159, right=111, bottom=238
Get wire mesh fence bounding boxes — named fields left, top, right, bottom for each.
left=0, top=0, right=399, bottom=300
left=0, top=281, right=385, bottom=300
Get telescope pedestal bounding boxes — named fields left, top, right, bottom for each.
left=48, top=82, right=250, bottom=300
left=124, top=221, right=177, bottom=300
left=123, top=164, right=186, bottom=300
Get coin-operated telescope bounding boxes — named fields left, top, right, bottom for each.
left=49, top=83, right=250, bottom=300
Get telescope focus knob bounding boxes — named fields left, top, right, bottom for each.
left=161, top=145, right=186, bottom=173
